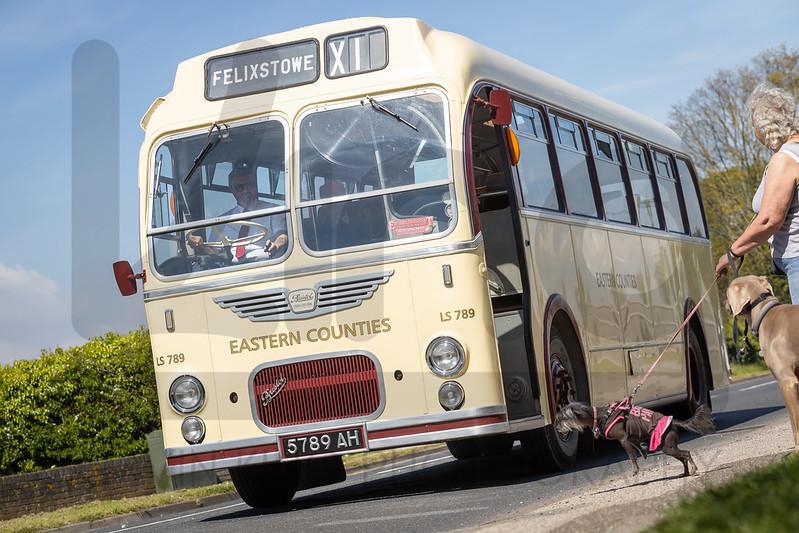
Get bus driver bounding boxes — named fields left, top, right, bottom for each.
left=187, top=160, right=288, bottom=262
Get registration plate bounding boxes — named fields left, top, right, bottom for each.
left=279, top=427, right=366, bottom=460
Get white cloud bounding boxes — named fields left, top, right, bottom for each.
left=0, top=263, right=83, bottom=364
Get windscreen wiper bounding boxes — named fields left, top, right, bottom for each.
left=182, top=123, right=229, bottom=184
left=363, top=96, right=418, bottom=131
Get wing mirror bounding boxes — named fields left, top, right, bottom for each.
left=489, top=88, right=512, bottom=126
left=113, top=261, right=145, bottom=296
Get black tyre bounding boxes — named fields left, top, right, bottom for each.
left=229, top=461, right=300, bottom=510
left=446, top=438, right=483, bottom=460
left=684, top=327, right=710, bottom=415
left=522, top=326, right=588, bottom=471
left=478, top=434, right=514, bottom=456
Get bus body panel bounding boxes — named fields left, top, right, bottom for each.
left=132, top=17, right=730, bottom=477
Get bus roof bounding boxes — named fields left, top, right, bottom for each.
left=152, top=17, right=686, bottom=154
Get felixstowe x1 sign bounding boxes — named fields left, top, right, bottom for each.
left=205, top=39, right=319, bottom=100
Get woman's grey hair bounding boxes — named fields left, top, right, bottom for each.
left=746, top=82, right=799, bottom=151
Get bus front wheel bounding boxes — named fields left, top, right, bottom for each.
left=522, top=326, right=587, bottom=471
left=229, top=461, right=300, bottom=510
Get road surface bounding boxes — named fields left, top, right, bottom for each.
left=97, top=375, right=789, bottom=533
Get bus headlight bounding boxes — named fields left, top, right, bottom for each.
left=426, top=337, right=466, bottom=377
left=169, top=375, right=205, bottom=414
left=438, top=381, right=465, bottom=410
left=181, top=416, right=206, bottom=444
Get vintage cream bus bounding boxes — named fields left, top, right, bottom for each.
left=114, top=17, right=730, bottom=508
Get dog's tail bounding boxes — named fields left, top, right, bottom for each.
left=672, top=405, right=715, bottom=435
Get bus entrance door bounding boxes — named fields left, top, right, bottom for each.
left=469, top=93, right=540, bottom=420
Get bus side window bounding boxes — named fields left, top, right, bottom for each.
left=511, top=102, right=560, bottom=211
left=589, top=127, right=633, bottom=224
left=676, top=158, right=708, bottom=238
left=549, top=113, right=598, bottom=218
left=652, top=150, right=686, bottom=233
left=623, top=140, right=661, bottom=229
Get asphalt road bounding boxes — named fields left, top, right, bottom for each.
left=101, top=375, right=786, bottom=533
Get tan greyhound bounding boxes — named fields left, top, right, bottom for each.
left=727, top=275, right=799, bottom=451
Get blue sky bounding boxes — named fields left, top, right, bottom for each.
left=0, top=0, right=796, bottom=364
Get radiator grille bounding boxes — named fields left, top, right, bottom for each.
left=252, top=354, right=381, bottom=428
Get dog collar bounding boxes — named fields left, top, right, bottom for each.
left=751, top=298, right=781, bottom=337
left=592, top=405, right=598, bottom=439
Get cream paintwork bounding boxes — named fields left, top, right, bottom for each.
left=607, top=231, right=651, bottom=400
left=137, top=17, right=728, bottom=459
left=151, top=252, right=505, bottom=449
left=570, top=226, right=627, bottom=406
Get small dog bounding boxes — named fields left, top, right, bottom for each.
left=727, top=275, right=799, bottom=451
left=554, top=400, right=715, bottom=476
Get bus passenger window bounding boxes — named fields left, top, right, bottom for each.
left=653, top=151, right=686, bottom=233
left=589, top=128, right=632, bottom=224
left=511, top=103, right=559, bottom=211
left=550, top=114, right=598, bottom=218
left=624, top=140, right=661, bottom=229
left=676, top=158, right=707, bottom=238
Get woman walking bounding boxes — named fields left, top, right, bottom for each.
left=716, top=83, right=799, bottom=303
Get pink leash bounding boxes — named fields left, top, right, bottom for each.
left=629, top=272, right=722, bottom=401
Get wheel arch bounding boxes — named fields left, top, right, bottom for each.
left=684, top=297, right=714, bottom=393
left=543, top=294, right=590, bottom=420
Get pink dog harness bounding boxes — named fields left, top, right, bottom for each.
left=599, top=399, right=673, bottom=451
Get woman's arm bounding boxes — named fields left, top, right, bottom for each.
left=716, top=152, right=799, bottom=275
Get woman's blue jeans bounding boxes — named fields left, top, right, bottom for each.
left=773, top=255, right=799, bottom=304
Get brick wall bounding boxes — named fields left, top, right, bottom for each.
left=0, top=455, right=154, bottom=521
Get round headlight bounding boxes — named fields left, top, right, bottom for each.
left=181, top=416, right=206, bottom=444
left=169, top=375, right=205, bottom=414
left=426, top=337, right=466, bottom=377
left=439, top=381, right=465, bottom=410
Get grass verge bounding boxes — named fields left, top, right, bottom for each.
left=0, top=444, right=448, bottom=532
left=730, top=359, right=770, bottom=380
left=651, top=453, right=799, bottom=532
left=0, top=482, right=235, bottom=533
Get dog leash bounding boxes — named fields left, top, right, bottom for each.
left=629, top=272, right=723, bottom=401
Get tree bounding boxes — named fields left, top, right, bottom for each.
left=669, top=45, right=798, bottom=359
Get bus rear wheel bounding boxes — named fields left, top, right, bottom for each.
left=684, top=328, right=710, bottom=415
left=229, top=461, right=300, bottom=510
left=522, top=326, right=586, bottom=471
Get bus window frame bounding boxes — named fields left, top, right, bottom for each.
left=145, top=113, right=294, bottom=282
left=676, top=156, right=709, bottom=238
left=508, top=98, right=565, bottom=213
left=620, top=136, right=665, bottom=231
left=587, top=125, right=638, bottom=226
left=547, top=109, right=604, bottom=220
left=293, top=86, right=458, bottom=258
left=651, top=148, right=690, bottom=235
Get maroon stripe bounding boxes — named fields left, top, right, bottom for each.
left=368, top=414, right=507, bottom=440
left=167, top=443, right=278, bottom=466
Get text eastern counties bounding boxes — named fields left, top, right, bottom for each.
left=229, top=318, right=392, bottom=355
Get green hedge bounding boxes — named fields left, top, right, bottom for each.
left=0, top=329, right=159, bottom=476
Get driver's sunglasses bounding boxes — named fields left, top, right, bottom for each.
left=230, top=181, right=257, bottom=192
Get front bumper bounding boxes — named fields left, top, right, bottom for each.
left=165, top=405, right=508, bottom=475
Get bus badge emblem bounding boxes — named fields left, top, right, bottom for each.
left=288, top=289, right=317, bottom=313
left=261, top=376, right=287, bottom=407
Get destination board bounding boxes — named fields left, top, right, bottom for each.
left=205, top=39, right=319, bottom=100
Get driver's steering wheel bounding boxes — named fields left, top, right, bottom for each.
left=412, top=201, right=449, bottom=219
left=187, top=221, right=269, bottom=249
